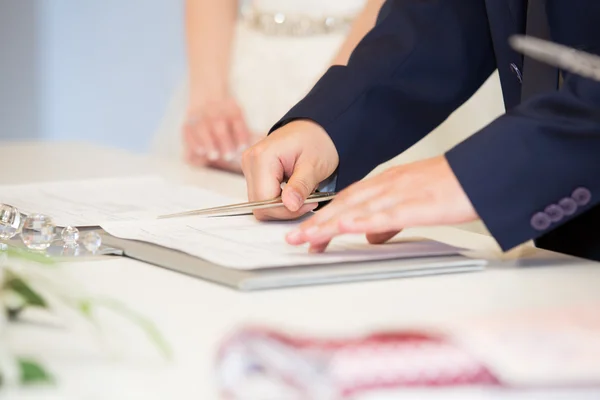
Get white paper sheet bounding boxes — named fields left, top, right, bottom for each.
left=1, top=175, right=463, bottom=270
left=102, top=215, right=462, bottom=270
left=0, top=176, right=236, bottom=227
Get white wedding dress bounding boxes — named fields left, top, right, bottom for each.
left=152, top=0, right=505, bottom=173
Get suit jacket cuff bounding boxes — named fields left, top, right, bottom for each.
left=446, top=112, right=599, bottom=252
left=317, top=173, right=338, bottom=193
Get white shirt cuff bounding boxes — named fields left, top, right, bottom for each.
left=317, top=173, right=337, bottom=193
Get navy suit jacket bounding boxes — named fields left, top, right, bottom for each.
left=270, top=0, right=600, bottom=262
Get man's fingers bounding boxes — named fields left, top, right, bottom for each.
left=289, top=181, right=391, bottom=244
left=306, top=181, right=387, bottom=228
left=290, top=199, right=419, bottom=247
left=366, top=230, right=401, bottom=244
left=308, top=241, right=330, bottom=253
left=346, top=201, right=424, bottom=232
left=254, top=203, right=317, bottom=221
left=243, top=146, right=282, bottom=200
left=242, top=119, right=340, bottom=223
left=300, top=194, right=398, bottom=244
left=294, top=230, right=400, bottom=252
left=282, top=155, right=480, bottom=253
left=283, top=164, right=319, bottom=212
left=242, top=144, right=307, bottom=220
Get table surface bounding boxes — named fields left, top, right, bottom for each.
left=2, top=142, right=599, bottom=400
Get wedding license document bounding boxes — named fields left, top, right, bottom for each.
left=1, top=176, right=465, bottom=270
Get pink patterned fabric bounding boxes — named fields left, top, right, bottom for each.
left=216, top=328, right=499, bottom=399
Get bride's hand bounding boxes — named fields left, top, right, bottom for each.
left=182, top=96, right=252, bottom=172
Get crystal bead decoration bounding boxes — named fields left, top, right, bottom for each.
left=0, top=204, right=22, bottom=240
left=82, top=231, right=102, bottom=253
left=20, top=214, right=56, bottom=251
left=61, top=245, right=80, bottom=257
left=61, top=226, right=80, bottom=246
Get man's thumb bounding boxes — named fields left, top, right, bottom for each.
left=282, top=165, right=317, bottom=212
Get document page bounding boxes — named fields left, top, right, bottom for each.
left=102, top=215, right=463, bottom=270
left=2, top=175, right=463, bottom=270
left=0, top=176, right=235, bottom=227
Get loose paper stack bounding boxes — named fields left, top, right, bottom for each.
left=0, top=176, right=233, bottom=226
left=1, top=176, right=468, bottom=270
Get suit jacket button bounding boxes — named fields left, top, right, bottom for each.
left=558, top=198, right=578, bottom=216
left=572, top=187, right=591, bottom=206
left=531, top=212, right=551, bottom=231
left=544, top=204, right=564, bottom=222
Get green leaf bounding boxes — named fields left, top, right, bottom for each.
left=78, top=299, right=93, bottom=319
left=17, top=358, right=53, bottom=385
left=6, top=305, right=25, bottom=320
left=6, top=246, right=55, bottom=265
left=92, top=298, right=172, bottom=360
left=4, top=275, right=47, bottom=309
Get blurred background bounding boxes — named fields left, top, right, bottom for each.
left=0, top=0, right=185, bottom=152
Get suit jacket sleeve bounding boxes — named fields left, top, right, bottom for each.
left=446, top=75, right=600, bottom=252
left=269, top=0, right=497, bottom=189
left=446, top=0, right=600, bottom=252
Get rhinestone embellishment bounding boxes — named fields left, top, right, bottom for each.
left=242, top=8, right=355, bottom=36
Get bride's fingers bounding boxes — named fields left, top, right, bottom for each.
left=183, top=123, right=205, bottom=158
left=209, top=117, right=236, bottom=162
left=195, top=121, right=219, bottom=161
left=184, top=144, right=208, bottom=168
left=189, top=154, right=209, bottom=168
left=231, top=114, right=251, bottom=153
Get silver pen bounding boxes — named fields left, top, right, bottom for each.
left=158, top=191, right=337, bottom=219
left=509, top=35, right=600, bottom=82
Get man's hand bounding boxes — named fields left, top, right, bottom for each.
left=285, top=156, right=478, bottom=252
left=241, top=120, right=340, bottom=220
